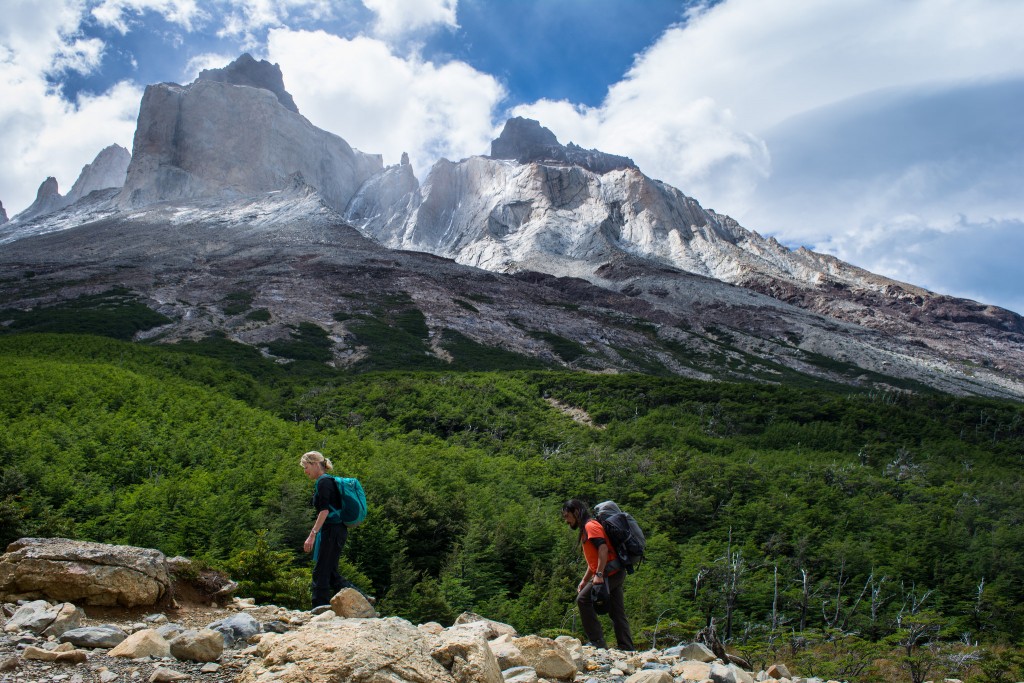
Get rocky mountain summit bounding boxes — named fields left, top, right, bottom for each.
left=490, top=117, right=637, bottom=174
left=0, top=538, right=825, bottom=683
left=195, top=53, right=299, bottom=114
left=0, top=55, right=1021, bottom=398
left=13, top=145, right=130, bottom=223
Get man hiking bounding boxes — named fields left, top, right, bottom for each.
left=561, top=499, right=634, bottom=650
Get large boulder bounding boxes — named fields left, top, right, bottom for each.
left=208, top=612, right=260, bottom=647
left=330, top=587, right=377, bottom=618
left=433, top=628, right=503, bottom=683
left=109, top=628, right=172, bottom=659
left=239, top=617, right=486, bottom=683
left=451, top=612, right=517, bottom=640
left=2, top=600, right=52, bottom=633
left=169, top=629, right=224, bottom=663
left=59, top=624, right=129, bottom=648
left=510, top=635, right=576, bottom=681
left=0, top=538, right=171, bottom=607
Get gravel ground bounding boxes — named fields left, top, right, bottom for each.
left=0, top=603, right=302, bottom=683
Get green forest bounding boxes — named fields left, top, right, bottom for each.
left=0, top=326, right=1022, bottom=683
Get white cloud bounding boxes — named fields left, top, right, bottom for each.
left=267, top=28, right=503, bottom=176
left=91, top=0, right=204, bottom=33
left=0, top=0, right=141, bottom=215
left=362, top=0, right=457, bottom=38
left=511, top=0, right=1024, bottom=215
left=508, top=0, right=1024, bottom=310
left=216, top=0, right=337, bottom=42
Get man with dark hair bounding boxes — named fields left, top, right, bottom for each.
left=561, top=499, right=634, bottom=650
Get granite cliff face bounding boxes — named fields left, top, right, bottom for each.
left=10, top=145, right=130, bottom=223
left=119, top=55, right=382, bottom=213
left=195, top=52, right=299, bottom=114
left=344, top=118, right=1024, bottom=390
left=1, top=58, right=1021, bottom=399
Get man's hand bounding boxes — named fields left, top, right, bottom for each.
left=304, top=533, right=315, bottom=553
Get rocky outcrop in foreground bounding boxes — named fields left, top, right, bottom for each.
left=0, top=538, right=831, bottom=683
left=0, top=592, right=829, bottom=683
left=0, top=538, right=171, bottom=607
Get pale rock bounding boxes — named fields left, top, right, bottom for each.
left=419, top=621, right=445, bottom=634
left=613, top=658, right=636, bottom=674
left=345, top=161, right=419, bottom=245
left=3, top=599, right=53, bottom=633
left=453, top=612, right=518, bottom=639
left=624, top=670, right=673, bottom=683
left=767, top=663, right=792, bottom=679
left=511, top=635, right=576, bottom=681
left=148, top=666, right=189, bottom=682
left=200, top=662, right=220, bottom=673
left=109, top=629, right=171, bottom=659
left=238, top=617, right=457, bottom=683
left=488, top=633, right=527, bottom=669
left=168, top=629, right=224, bottom=662
left=433, top=627, right=504, bottom=683
left=231, top=597, right=257, bottom=610
left=55, top=649, right=89, bottom=664
left=330, top=587, right=377, bottom=619
left=730, top=663, right=755, bottom=683
left=144, top=613, right=168, bottom=625
left=503, top=666, right=539, bottom=683
left=119, top=71, right=382, bottom=215
left=99, top=669, right=119, bottom=683
left=668, top=643, right=718, bottom=663
left=24, top=645, right=59, bottom=661
left=63, top=145, right=131, bottom=206
left=673, top=660, right=713, bottom=680
left=14, top=177, right=64, bottom=222
left=0, top=538, right=171, bottom=607
left=711, top=662, right=738, bottom=683
left=311, top=611, right=337, bottom=623
left=59, top=625, right=129, bottom=648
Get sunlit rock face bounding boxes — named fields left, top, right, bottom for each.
left=195, top=53, right=299, bottom=114
left=119, top=66, right=381, bottom=214
left=12, top=146, right=130, bottom=223
left=64, top=144, right=131, bottom=206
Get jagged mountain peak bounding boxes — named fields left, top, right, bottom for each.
left=196, top=52, right=298, bottom=114
left=0, top=200, right=8, bottom=225
left=490, top=116, right=637, bottom=175
left=1, top=60, right=1021, bottom=399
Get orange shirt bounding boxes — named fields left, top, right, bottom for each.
left=582, top=519, right=618, bottom=573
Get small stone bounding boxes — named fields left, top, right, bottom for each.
left=149, top=666, right=189, bottom=682
left=23, top=645, right=58, bottom=661
left=200, top=662, right=220, bottom=673
left=54, top=650, right=89, bottom=664
left=99, top=669, right=119, bottom=682
left=0, top=656, right=20, bottom=671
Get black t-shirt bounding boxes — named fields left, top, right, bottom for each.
left=312, top=475, right=343, bottom=515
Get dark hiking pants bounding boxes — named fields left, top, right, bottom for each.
left=311, top=523, right=353, bottom=608
left=577, top=570, right=634, bottom=651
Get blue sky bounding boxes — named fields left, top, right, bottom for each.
left=1, top=0, right=1022, bottom=315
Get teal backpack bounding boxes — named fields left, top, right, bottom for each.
left=321, top=475, right=368, bottom=527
